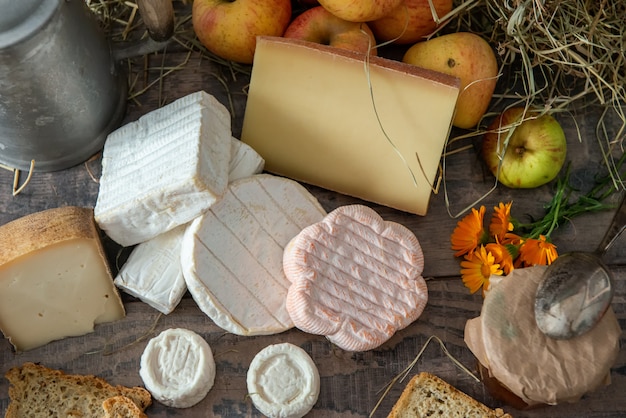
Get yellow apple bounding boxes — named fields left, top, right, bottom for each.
left=369, top=0, right=453, bottom=44
left=284, top=6, right=377, bottom=55
left=402, top=32, right=498, bottom=129
left=481, top=107, right=567, bottom=188
left=317, top=0, right=403, bottom=22
left=192, top=0, right=292, bottom=64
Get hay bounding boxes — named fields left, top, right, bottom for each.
left=86, top=0, right=250, bottom=107
left=445, top=0, right=625, bottom=188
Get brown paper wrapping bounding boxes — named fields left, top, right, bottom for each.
left=464, top=266, right=620, bottom=406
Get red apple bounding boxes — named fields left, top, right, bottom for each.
left=192, top=0, right=292, bottom=64
left=481, top=107, right=567, bottom=188
left=317, top=0, right=403, bottom=22
left=402, top=32, right=499, bottom=129
left=369, top=0, right=453, bottom=44
left=284, top=6, right=377, bottom=55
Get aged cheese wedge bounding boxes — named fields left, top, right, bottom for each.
left=181, top=174, right=327, bottom=336
left=114, top=136, right=264, bottom=314
left=241, top=36, right=460, bottom=216
left=140, top=328, right=215, bottom=408
left=247, top=343, right=320, bottom=418
left=0, top=207, right=125, bottom=351
left=283, top=205, right=428, bottom=351
left=95, top=90, right=232, bottom=247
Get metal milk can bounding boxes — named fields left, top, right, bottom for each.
left=0, top=0, right=173, bottom=172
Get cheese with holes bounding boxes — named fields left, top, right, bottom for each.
left=241, top=36, right=460, bottom=216
left=181, top=174, right=327, bottom=336
left=0, top=207, right=125, bottom=351
left=114, top=137, right=264, bottom=314
left=283, top=205, right=428, bottom=351
left=95, top=90, right=232, bottom=247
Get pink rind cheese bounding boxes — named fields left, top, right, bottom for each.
left=283, top=205, right=428, bottom=351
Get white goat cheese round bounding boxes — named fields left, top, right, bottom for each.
left=140, top=328, right=215, bottom=408
left=247, top=343, right=320, bottom=418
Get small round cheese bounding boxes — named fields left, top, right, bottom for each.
left=139, top=328, right=215, bottom=408
left=247, top=343, right=320, bottom=418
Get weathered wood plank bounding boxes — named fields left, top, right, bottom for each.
left=1, top=45, right=625, bottom=417
left=1, top=270, right=624, bottom=417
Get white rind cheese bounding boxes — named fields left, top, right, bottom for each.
left=181, top=174, right=326, bottom=336
left=0, top=207, right=125, bottom=351
left=140, top=328, right=215, bottom=408
left=247, top=343, right=320, bottom=418
left=95, top=91, right=232, bottom=247
left=114, top=224, right=187, bottom=314
left=229, top=136, right=265, bottom=182
left=114, top=137, right=265, bottom=314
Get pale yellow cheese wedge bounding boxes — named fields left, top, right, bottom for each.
left=0, top=207, right=125, bottom=351
left=241, top=36, right=460, bottom=216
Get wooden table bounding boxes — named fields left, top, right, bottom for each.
left=1, top=32, right=625, bottom=418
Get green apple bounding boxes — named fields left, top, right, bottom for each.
left=192, top=0, right=292, bottom=64
left=283, top=6, right=377, bottom=55
left=481, top=107, right=567, bottom=188
left=317, top=0, right=403, bottom=22
left=369, top=0, right=452, bottom=44
left=402, top=32, right=498, bottom=129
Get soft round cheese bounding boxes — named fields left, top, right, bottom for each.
left=247, top=343, right=320, bottom=418
left=181, top=174, right=327, bottom=336
left=139, top=328, right=215, bottom=408
left=283, top=204, right=428, bottom=351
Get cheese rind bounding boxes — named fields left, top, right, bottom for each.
left=114, top=224, right=187, bottom=314
left=229, top=136, right=265, bottom=182
left=0, top=207, right=125, bottom=351
left=181, top=174, right=326, bottom=336
left=95, top=91, right=232, bottom=247
left=241, top=36, right=460, bottom=216
left=283, top=205, right=428, bottom=351
left=140, top=328, right=215, bottom=408
left=114, top=137, right=265, bottom=314
left=247, top=343, right=320, bottom=418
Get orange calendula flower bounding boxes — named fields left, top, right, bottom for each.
left=460, top=245, right=503, bottom=297
left=485, top=242, right=515, bottom=275
left=518, top=235, right=558, bottom=267
left=450, top=206, right=488, bottom=257
left=489, top=202, right=514, bottom=242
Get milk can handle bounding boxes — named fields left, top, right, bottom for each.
left=136, top=0, right=174, bottom=42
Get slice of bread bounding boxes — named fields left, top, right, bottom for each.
left=103, top=396, right=148, bottom=418
left=4, top=362, right=151, bottom=418
left=388, top=372, right=513, bottom=418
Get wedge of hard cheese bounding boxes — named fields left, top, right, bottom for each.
left=95, top=90, right=232, bottom=247
left=181, top=174, right=327, bottom=336
left=241, top=36, right=460, bottom=216
left=0, top=207, right=125, bottom=351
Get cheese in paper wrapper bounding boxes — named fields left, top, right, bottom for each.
left=464, top=266, right=620, bottom=406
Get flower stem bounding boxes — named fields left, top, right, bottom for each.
left=517, top=153, right=626, bottom=239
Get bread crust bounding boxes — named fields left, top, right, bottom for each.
left=5, top=362, right=151, bottom=418
left=388, top=372, right=513, bottom=418
left=103, top=396, right=149, bottom=418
